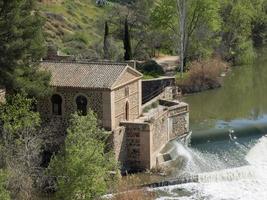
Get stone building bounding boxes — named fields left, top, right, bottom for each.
left=38, top=61, right=190, bottom=171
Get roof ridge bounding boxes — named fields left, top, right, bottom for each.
left=41, top=60, right=129, bottom=66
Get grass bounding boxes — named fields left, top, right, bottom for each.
left=38, top=0, right=109, bottom=54
left=142, top=74, right=158, bottom=80
left=175, top=72, right=190, bottom=84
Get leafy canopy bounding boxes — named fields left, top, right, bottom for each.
left=49, top=111, right=119, bottom=200
left=0, top=0, right=51, bottom=97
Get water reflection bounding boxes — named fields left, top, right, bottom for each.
left=184, top=48, right=267, bottom=136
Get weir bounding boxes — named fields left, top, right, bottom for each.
left=145, top=135, right=267, bottom=193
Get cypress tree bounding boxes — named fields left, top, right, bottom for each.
left=103, top=21, right=110, bottom=60
left=123, top=18, right=132, bottom=60
left=0, top=0, right=50, bottom=97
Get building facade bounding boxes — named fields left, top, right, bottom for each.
left=38, top=61, right=142, bottom=131
left=38, top=61, right=190, bottom=171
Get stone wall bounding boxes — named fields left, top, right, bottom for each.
left=114, top=80, right=141, bottom=127
left=0, top=88, right=5, bottom=104
left=168, top=102, right=189, bottom=140
left=142, top=77, right=175, bottom=104
left=120, top=100, right=189, bottom=170
left=120, top=122, right=151, bottom=170
left=111, top=126, right=127, bottom=166
left=38, top=87, right=105, bottom=131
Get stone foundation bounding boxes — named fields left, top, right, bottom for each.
left=0, top=88, right=6, bottom=104
left=120, top=99, right=189, bottom=170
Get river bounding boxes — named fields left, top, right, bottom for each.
left=154, top=48, right=267, bottom=199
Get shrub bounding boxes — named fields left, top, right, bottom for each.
left=137, top=60, right=164, bottom=78
left=177, top=57, right=228, bottom=93
left=48, top=111, right=119, bottom=200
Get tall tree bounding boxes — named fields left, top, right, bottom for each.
left=0, top=0, right=50, bottom=97
left=103, top=21, right=110, bottom=60
left=151, top=0, right=221, bottom=66
left=0, top=93, right=49, bottom=199
left=219, top=0, right=257, bottom=64
left=123, top=18, right=132, bottom=60
left=48, top=112, right=118, bottom=200
left=176, top=0, right=187, bottom=77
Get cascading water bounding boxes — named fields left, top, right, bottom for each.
left=154, top=135, right=267, bottom=200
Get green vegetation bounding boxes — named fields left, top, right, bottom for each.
left=39, top=0, right=267, bottom=68
left=143, top=101, right=160, bottom=113
left=137, top=60, right=165, bottom=79
left=0, top=94, right=119, bottom=199
left=0, top=170, right=10, bottom=200
left=176, top=58, right=228, bottom=93
left=48, top=112, right=119, bottom=200
left=39, top=0, right=108, bottom=58
left=0, top=0, right=51, bottom=97
left=0, top=94, right=44, bottom=199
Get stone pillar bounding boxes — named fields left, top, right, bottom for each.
left=0, top=87, right=6, bottom=104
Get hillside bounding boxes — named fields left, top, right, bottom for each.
left=38, top=0, right=108, bottom=56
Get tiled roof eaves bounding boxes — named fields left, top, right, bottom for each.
left=41, top=60, right=128, bottom=66
left=112, top=77, right=142, bottom=90
left=51, top=85, right=111, bottom=91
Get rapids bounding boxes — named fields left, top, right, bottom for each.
left=153, top=136, right=267, bottom=200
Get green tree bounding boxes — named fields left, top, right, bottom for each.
left=49, top=112, right=119, bottom=200
left=103, top=21, right=111, bottom=59
left=151, top=0, right=221, bottom=67
left=0, top=94, right=48, bottom=199
left=123, top=18, right=132, bottom=60
left=219, top=0, right=257, bottom=64
left=0, top=0, right=50, bottom=97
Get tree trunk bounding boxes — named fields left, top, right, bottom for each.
left=176, top=0, right=187, bottom=78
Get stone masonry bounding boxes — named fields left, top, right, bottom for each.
left=37, top=61, right=190, bottom=171
left=0, top=88, right=5, bottom=104
left=120, top=100, right=189, bottom=170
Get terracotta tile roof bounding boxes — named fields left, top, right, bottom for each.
left=41, top=61, right=129, bottom=89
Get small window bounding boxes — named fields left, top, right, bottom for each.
left=51, top=94, right=62, bottom=115
left=125, top=102, right=129, bottom=121
left=125, top=86, right=130, bottom=97
left=76, top=95, right=88, bottom=116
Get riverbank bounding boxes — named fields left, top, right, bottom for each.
left=176, top=58, right=229, bottom=94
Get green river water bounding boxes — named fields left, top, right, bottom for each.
left=153, top=48, right=267, bottom=200
left=184, top=47, right=267, bottom=143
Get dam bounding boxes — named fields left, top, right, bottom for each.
left=151, top=47, right=267, bottom=199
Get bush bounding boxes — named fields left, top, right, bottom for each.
left=48, top=111, right=119, bottom=200
left=137, top=60, right=164, bottom=78
left=177, top=57, right=228, bottom=93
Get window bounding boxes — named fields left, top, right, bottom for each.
left=125, top=86, right=130, bottom=97
left=51, top=94, right=62, bottom=115
left=125, top=102, right=129, bottom=121
left=76, top=95, right=88, bottom=115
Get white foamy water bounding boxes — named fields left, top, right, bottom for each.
left=154, top=136, right=267, bottom=200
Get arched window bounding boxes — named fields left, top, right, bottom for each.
left=51, top=94, right=62, bottom=115
left=76, top=95, right=88, bottom=116
left=125, top=102, right=129, bottom=121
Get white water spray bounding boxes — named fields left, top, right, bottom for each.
left=155, top=136, right=267, bottom=200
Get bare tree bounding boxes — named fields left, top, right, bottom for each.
left=176, top=0, right=187, bottom=78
